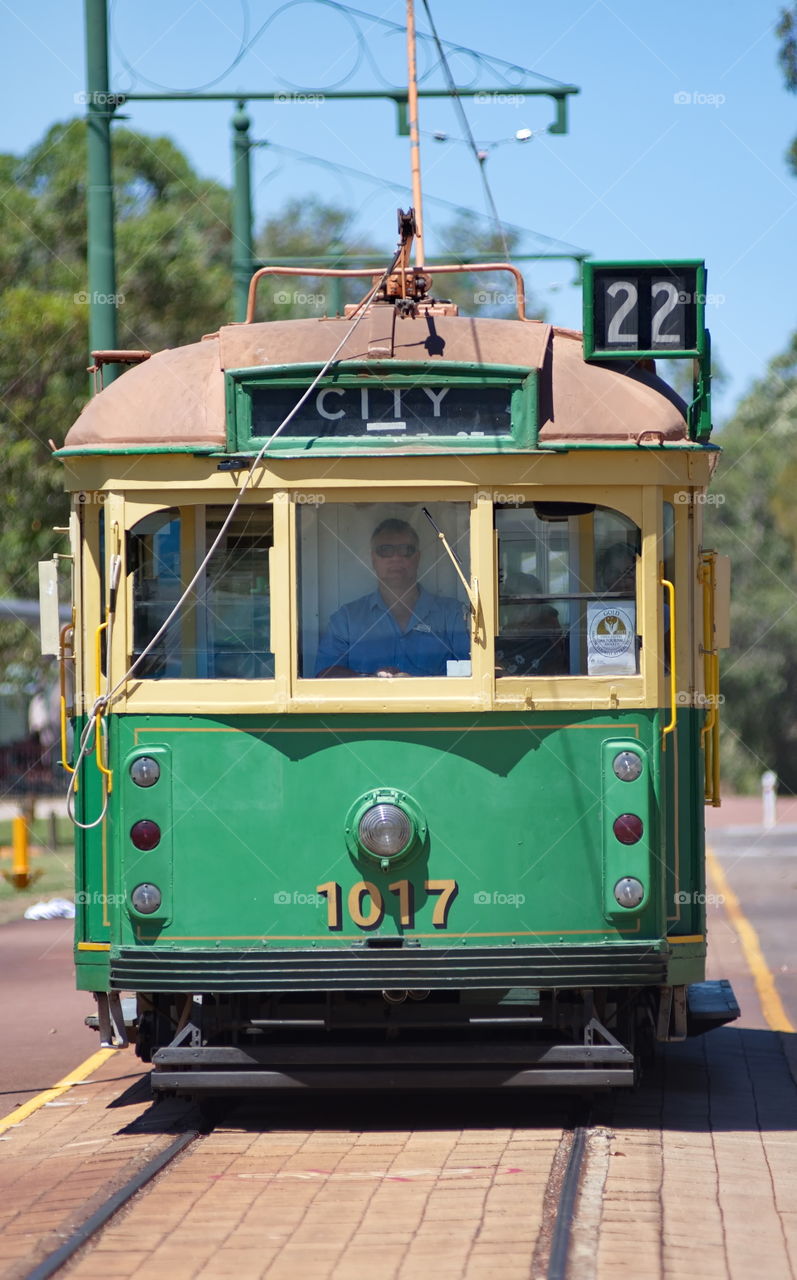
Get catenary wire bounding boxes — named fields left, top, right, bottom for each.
left=419, top=0, right=511, bottom=261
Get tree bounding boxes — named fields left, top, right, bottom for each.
left=0, top=120, right=236, bottom=682
left=778, top=6, right=797, bottom=173
left=705, top=334, right=797, bottom=792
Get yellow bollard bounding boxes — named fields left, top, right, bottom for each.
left=2, top=816, right=43, bottom=890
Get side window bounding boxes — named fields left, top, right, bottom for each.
left=495, top=503, right=640, bottom=677
left=128, top=506, right=273, bottom=680
left=129, top=509, right=183, bottom=678
left=298, top=502, right=471, bottom=679
left=203, top=508, right=273, bottom=678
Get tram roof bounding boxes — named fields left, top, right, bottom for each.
left=62, top=313, right=689, bottom=452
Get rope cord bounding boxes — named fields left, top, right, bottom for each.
left=67, top=254, right=399, bottom=828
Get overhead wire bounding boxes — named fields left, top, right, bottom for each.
left=418, top=0, right=510, bottom=262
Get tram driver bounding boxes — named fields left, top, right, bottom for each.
left=315, top=518, right=470, bottom=678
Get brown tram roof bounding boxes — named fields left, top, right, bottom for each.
left=63, top=313, right=688, bottom=450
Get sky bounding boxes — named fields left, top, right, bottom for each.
left=1, top=0, right=795, bottom=421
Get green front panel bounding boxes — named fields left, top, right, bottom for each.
left=75, top=707, right=709, bottom=986
left=101, top=711, right=671, bottom=949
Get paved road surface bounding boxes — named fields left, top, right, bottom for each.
left=0, top=919, right=96, bottom=1116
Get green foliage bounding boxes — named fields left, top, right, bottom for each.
left=706, top=334, right=797, bottom=792
left=433, top=213, right=545, bottom=320
left=0, top=119, right=234, bottom=679
left=777, top=6, right=797, bottom=174
left=253, top=196, right=386, bottom=319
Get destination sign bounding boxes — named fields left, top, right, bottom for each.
left=251, top=385, right=512, bottom=439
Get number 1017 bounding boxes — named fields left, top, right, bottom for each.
left=316, top=879, right=458, bottom=930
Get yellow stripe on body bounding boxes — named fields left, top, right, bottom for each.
left=0, top=1048, right=117, bottom=1135
left=707, top=846, right=795, bottom=1033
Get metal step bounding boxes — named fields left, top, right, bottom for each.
left=686, top=980, right=740, bottom=1036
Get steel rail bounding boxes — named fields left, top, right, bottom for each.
left=24, top=1129, right=200, bottom=1280
left=547, top=1122, right=590, bottom=1280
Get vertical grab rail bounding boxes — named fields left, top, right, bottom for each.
left=660, top=569, right=677, bottom=748
left=94, top=618, right=113, bottom=792
left=700, top=553, right=721, bottom=806
left=59, top=621, right=77, bottom=786
left=701, top=558, right=721, bottom=803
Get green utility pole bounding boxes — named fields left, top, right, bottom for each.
left=84, top=0, right=118, bottom=383
left=231, top=103, right=254, bottom=322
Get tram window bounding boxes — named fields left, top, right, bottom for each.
left=298, top=502, right=471, bottom=678
left=495, top=504, right=640, bottom=677
left=129, top=506, right=273, bottom=679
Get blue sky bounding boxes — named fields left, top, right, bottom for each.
left=1, top=0, right=795, bottom=420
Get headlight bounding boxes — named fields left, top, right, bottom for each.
left=130, top=883, right=162, bottom=914
left=614, top=877, right=645, bottom=908
left=130, top=756, right=160, bottom=787
left=612, top=750, right=643, bottom=782
left=358, top=804, right=412, bottom=857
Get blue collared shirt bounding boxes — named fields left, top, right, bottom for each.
left=314, top=586, right=470, bottom=677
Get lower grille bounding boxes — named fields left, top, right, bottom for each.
left=110, top=943, right=668, bottom=992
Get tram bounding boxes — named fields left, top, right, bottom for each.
left=42, top=221, right=738, bottom=1090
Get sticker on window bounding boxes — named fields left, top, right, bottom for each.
left=587, top=602, right=636, bottom=675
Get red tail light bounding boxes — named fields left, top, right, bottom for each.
left=613, top=813, right=643, bottom=845
left=130, top=820, right=161, bottom=851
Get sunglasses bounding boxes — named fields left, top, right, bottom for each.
left=373, top=543, right=418, bottom=559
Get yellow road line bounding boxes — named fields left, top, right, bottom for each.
left=707, top=846, right=795, bottom=1033
left=0, top=1047, right=118, bottom=1136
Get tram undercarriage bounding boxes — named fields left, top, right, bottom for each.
left=93, top=980, right=739, bottom=1093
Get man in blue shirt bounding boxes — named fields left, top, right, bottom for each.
left=315, top=518, right=470, bottom=678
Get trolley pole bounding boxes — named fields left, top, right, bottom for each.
left=84, top=0, right=119, bottom=383
left=231, top=102, right=254, bottom=322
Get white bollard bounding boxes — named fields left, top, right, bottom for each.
left=762, top=770, right=777, bottom=830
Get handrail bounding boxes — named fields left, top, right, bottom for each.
left=245, top=262, right=530, bottom=324
left=58, top=621, right=76, bottom=785
left=660, top=574, right=677, bottom=745
left=700, top=554, right=721, bottom=805
left=94, top=618, right=113, bottom=792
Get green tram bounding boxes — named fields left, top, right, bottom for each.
left=45, top=245, right=738, bottom=1090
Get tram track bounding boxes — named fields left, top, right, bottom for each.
left=20, top=1090, right=601, bottom=1280
left=24, top=1125, right=202, bottom=1280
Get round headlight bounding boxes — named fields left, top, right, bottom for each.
left=358, top=804, right=412, bottom=857
left=612, top=750, right=643, bottom=782
left=614, top=877, right=645, bottom=909
left=131, top=883, right=162, bottom=914
left=130, top=756, right=160, bottom=787
left=130, top=820, right=161, bottom=851
left=613, top=813, right=644, bottom=845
